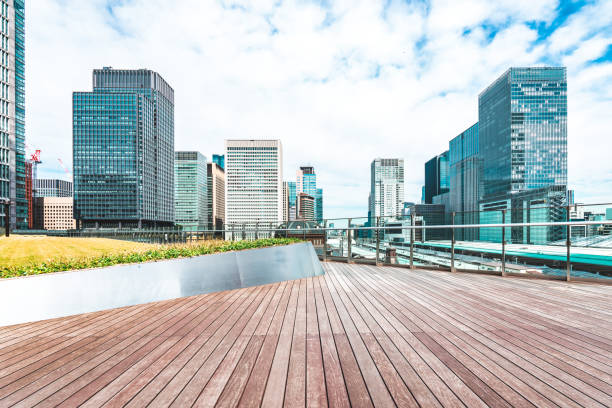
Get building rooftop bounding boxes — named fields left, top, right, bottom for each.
left=0, top=262, right=610, bottom=406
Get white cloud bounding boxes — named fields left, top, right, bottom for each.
left=26, top=0, right=612, bottom=218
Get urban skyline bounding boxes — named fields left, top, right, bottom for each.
left=12, top=1, right=612, bottom=221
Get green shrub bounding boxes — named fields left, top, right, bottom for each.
left=0, top=238, right=301, bottom=279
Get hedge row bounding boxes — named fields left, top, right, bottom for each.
left=0, top=238, right=301, bottom=279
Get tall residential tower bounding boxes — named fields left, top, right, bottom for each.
left=369, top=158, right=404, bottom=224
left=73, top=68, right=174, bottom=228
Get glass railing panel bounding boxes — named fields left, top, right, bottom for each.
left=569, top=203, right=612, bottom=280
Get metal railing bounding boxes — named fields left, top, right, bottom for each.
left=41, top=217, right=612, bottom=283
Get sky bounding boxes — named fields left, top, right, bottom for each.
left=27, top=0, right=612, bottom=219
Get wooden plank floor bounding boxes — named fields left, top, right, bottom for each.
left=1, top=262, right=611, bottom=407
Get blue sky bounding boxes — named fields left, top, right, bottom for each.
left=27, top=0, right=612, bottom=218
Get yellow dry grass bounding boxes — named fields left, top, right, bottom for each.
left=0, top=235, right=160, bottom=268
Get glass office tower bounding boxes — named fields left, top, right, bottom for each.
left=287, top=181, right=296, bottom=221
left=479, top=67, right=567, bottom=198
left=73, top=68, right=175, bottom=228
left=449, top=123, right=480, bottom=240
left=212, top=154, right=224, bottom=170
left=424, top=151, right=449, bottom=204
left=0, top=0, right=26, bottom=230
left=478, top=67, right=568, bottom=244
left=296, top=166, right=323, bottom=223
left=175, top=151, right=207, bottom=231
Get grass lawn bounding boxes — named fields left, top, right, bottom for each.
left=0, top=235, right=159, bottom=268
left=0, top=236, right=299, bottom=278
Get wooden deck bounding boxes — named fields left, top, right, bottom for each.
left=0, top=262, right=611, bottom=407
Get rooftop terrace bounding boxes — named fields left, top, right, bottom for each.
left=0, top=262, right=611, bottom=407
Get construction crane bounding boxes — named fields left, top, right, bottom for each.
left=57, top=158, right=72, bottom=176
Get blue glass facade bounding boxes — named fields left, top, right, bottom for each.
left=424, top=151, right=449, bottom=204
left=0, top=0, right=26, bottom=230
left=212, top=154, right=224, bottom=170
left=175, top=151, right=207, bottom=230
left=479, top=67, right=567, bottom=199
left=477, top=67, right=568, bottom=244
left=449, top=123, right=480, bottom=240
left=315, top=188, right=323, bottom=223
left=287, top=181, right=296, bottom=220
left=73, top=68, right=174, bottom=228
left=296, top=167, right=323, bottom=222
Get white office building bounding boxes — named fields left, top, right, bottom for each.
left=225, top=139, right=283, bottom=237
left=369, top=158, right=405, bottom=223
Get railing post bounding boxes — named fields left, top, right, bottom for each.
left=376, top=216, right=381, bottom=266
left=347, top=218, right=352, bottom=263
left=410, top=215, right=414, bottom=269
left=566, top=205, right=571, bottom=282
left=451, top=212, right=456, bottom=272
left=323, top=220, right=328, bottom=261
left=303, top=220, right=306, bottom=241
left=501, top=209, right=506, bottom=277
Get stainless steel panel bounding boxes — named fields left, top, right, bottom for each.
left=0, top=242, right=323, bottom=326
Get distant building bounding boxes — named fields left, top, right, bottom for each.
left=297, top=193, right=315, bottom=221
left=369, top=158, right=404, bottom=224
left=424, top=151, right=449, bottom=204
left=409, top=204, right=446, bottom=241
left=449, top=123, right=480, bottom=240
left=207, top=162, right=225, bottom=230
left=296, top=166, right=323, bottom=223
left=315, top=188, right=323, bottom=223
left=0, top=0, right=26, bottom=230
left=282, top=181, right=289, bottom=222
left=225, top=139, right=283, bottom=235
left=73, top=68, right=175, bottom=228
left=34, top=197, right=76, bottom=230
left=34, top=179, right=73, bottom=197
left=174, top=151, right=207, bottom=231
left=212, top=154, right=225, bottom=170
left=287, top=181, right=297, bottom=221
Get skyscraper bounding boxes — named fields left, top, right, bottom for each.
left=297, top=193, right=315, bottom=221
left=225, top=139, right=283, bottom=234
left=478, top=67, right=568, bottom=244
left=207, top=161, right=225, bottom=230
left=73, top=68, right=174, bottom=228
left=424, top=151, right=449, bottom=204
left=212, top=154, right=224, bottom=170
left=479, top=67, right=567, bottom=199
left=296, top=166, right=323, bottom=223
left=369, top=158, right=404, bottom=224
left=174, top=151, right=207, bottom=230
left=0, top=0, right=26, bottom=230
left=449, top=123, right=480, bottom=240
left=315, top=188, right=323, bottom=223
left=282, top=181, right=289, bottom=222
left=287, top=181, right=296, bottom=221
